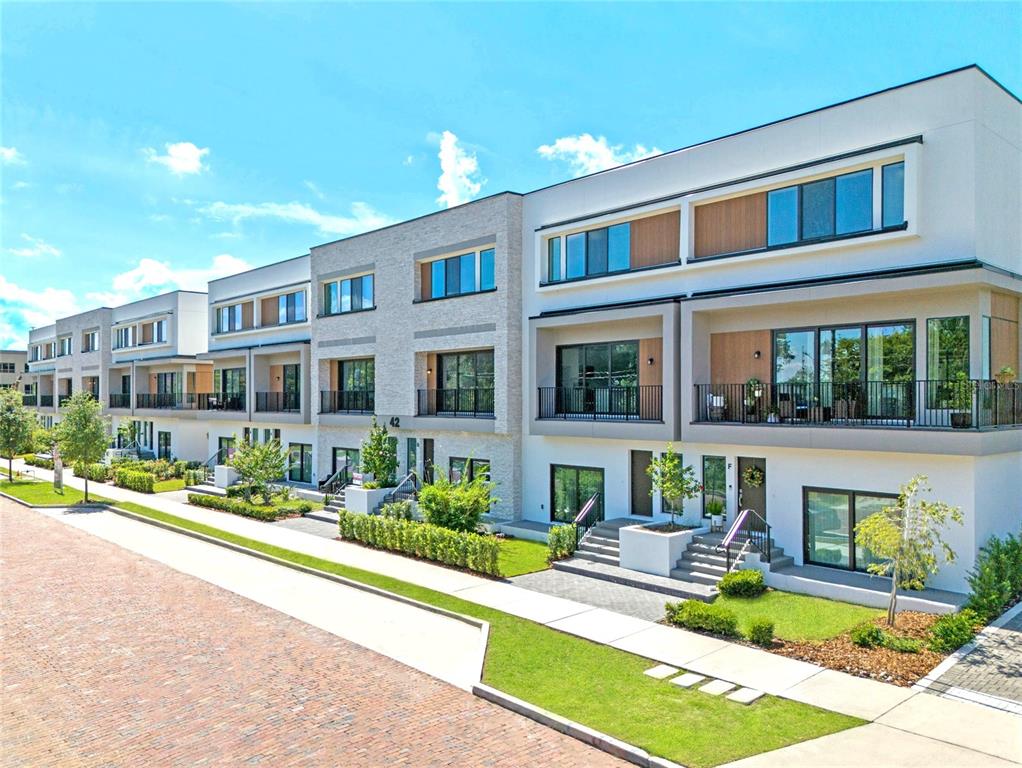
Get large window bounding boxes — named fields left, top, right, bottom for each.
left=556, top=341, right=640, bottom=416
left=804, top=487, right=895, bottom=571
left=551, top=464, right=604, bottom=523
left=155, top=372, right=178, bottom=394
left=216, top=304, right=243, bottom=333
left=425, top=248, right=495, bottom=300
left=58, top=336, right=71, bottom=356
left=437, top=350, right=494, bottom=413
left=882, top=162, right=905, bottom=228
left=288, top=443, right=313, bottom=484
left=324, top=274, right=374, bottom=315
left=927, top=316, right=969, bottom=381
left=278, top=290, right=307, bottom=324
left=549, top=223, right=630, bottom=283
left=449, top=457, right=490, bottom=483
left=82, top=330, right=99, bottom=352
left=338, top=358, right=374, bottom=411
left=702, top=456, right=726, bottom=516
left=114, top=326, right=135, bottom=349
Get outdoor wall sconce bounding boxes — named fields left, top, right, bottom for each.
left=647, top=357, right=655, bottom=366
left=753, top=350, right=761, bottom=359
left=426, top=367, right=432, bottom=376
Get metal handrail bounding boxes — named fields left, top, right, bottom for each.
left=383, top=470, right=419, bottom=505
left=573, top=492, right=603, bottom=550
left=319, top=464, right=351, bottom=495
left=717, top=508, right=772, bottom=571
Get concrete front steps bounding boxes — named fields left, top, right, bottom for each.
left=571, top=519, right=630, bottom=567
left=553, top=557, right=718, bottom=602
left=671, top=534, right=794, bottom=587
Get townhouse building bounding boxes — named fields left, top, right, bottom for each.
left=0, top=349, right=28, bottom=391
left=309, top=192, right=523, bottom=519
left=200, top=255, right=315, bottom=477
left=519, top=66, right=1021, bottom=594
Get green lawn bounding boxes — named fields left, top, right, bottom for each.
left=717, top=590, right=882, bottom=642
left=497, top=537, right=549, bottom=577
left=153, top=478, right=187, bottom=493
left=1, top=478, right=110, bottom=506
left=110, top=500, right=861, bottom=767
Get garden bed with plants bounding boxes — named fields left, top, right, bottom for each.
left=188, top=492, right=312, bottom=521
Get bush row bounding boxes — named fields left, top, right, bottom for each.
left=966, top=531, right=1022, bottom=621
left=665, top=600, right=775, bottom=647
left=73, top=463, right=110, bottom=483
left=337, top=510, right=500, bottom=576
left=23, top=455, right=54, bottom=470
left=183, top=469, right=206, bottom=487
left=111, top=458, right=193, bottom=480
left=380, top=500, right=414, bottom=520
left=114, top=469, right=156, bottom=494
left=187, top=492, right=311, bottom=521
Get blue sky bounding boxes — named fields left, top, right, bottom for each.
left=1, top=2, right=1019, bottom=348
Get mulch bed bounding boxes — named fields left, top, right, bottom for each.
left=771, top=611, right=944, bottom=687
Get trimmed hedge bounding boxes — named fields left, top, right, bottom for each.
left=23, top=455, right=54, bottom=470
left=337, top=509, right=500, bottom=576
left=380, top=500, right=414, bottom=520
left=547, top=524, right=577, bottom=562
left=183, top=469, right=205, bottom=486
left=665, top=601, right=740, bottom=638
left=114, top=469, right=156, bottom=494
left=187, top=492, right=311, bottom=521
left=73, top=463, right=110, bottom=483
left=718, top=569, right=766, bottom=598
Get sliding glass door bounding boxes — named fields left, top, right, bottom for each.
left=556, top=341, right=638, bottom=416
left=804, top=488, right=895, bottom=571
left=551, top=464, right=604, bottom=523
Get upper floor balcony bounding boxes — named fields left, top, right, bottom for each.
left=538, top=384, right=663, bottom=422
left=255, top=390, right=301, bottom=413
left=319, top=389, right=374, bottom=415
left=417, top=387, right=495, bottom=418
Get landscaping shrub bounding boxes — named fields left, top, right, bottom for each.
left=850, top=621, right=886, bottom=648
left=183, top=469, right=205, bottom=486
left=966, top=532, right=1022, bottom=621
left=114, top=468, right=156, bottom=494
left=883, top=635, right=922, bottom=654
left=173, top=460, right=188, bottom=478
left=73, top=463, right=110, bottom=483
left=418, top=470, right=495, bottom=533
left=665, top=600, right=740, bottom=638
left=928, top=609, right=980, bottom=653
left=547, top=524, right=577, bottom=561
left=718, top=569, right=766, bottom=598
left=336, top=509, right=500, bottom=576
left=187, top=492, right=311, bottom=521
left=23, top=455, right=54, bottom=470
left=380, top=500, right=413, bottom=520
left=226, top=482, right=260, bottom=499
left=746, top=618, right=775, bottom=647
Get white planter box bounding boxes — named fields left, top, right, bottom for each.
left=619, top=523, right=711, bottom=577
left=344, top=486, right=393, bottom=515
left=214, top=465, right=240, bottom=489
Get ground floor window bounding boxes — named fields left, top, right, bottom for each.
left=218, top=436, right=235, bottom=461
left=702, top=456, right=726, bottom=517
left=449, top=457, right=490, bottom=483
left=550, top=464, right=604, bottom=523
left=332, top=447, right=359, bottom=478
left=157, top=431, right=171, bottom=460
left=803, top=487, right=895, bottom=571
left=289, top=443, right=313, bottom=483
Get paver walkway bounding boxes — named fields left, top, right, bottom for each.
left=0, top=499, right=625, bottom=767
left=513, top=567, right=670, bottom=621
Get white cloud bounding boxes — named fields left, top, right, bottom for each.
left=199, top=200, right=393, bottom=236
left=436, top=130, right=483, bottom=209
left=144, top=141, right=210, bottom=175
left=536, top=133, right=661, bottom=177
left=7, top=233, right=62, bottom=259
left=11, top=181, right=30, bottom=190
left=0, top=277, right=79, bottom=349
left=303, top=180, right=325, bottom=200
left=85, top=253, right=252, bottom=307
left=0, top=146, right=25, bottom=165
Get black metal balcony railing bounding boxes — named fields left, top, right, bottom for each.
left=200, top=392, right=246, bottom=412
left=137, top=392, right=183, bottom=409
left=320, top=390, right=375, bottom=414
left=255, top=391, right=301, bottom=413
left=22, top=394, right=37, bottom=406
left=39, top=394, right=54, bottom=407
left=695, top=380, right=1022, bottom=430
left=109, top=393, right=131, bottom=408
left=58, top=394, right=72, bottom=407
left=538, top=385, right=663, bottom=422
left=417, top=388, right=495, bottom=418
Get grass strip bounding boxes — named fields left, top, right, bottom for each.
left=497, top=537, right=550, bottom=577
left=110, top=499, right=862, bottom=767
left=1, top=478, right=111, bottom=506
left=717, top=591, right=883, bottom=642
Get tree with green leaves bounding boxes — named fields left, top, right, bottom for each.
left=55, top=392, right=110, bottom=501
left=230, top=437, right=288, bottom=504
left=360, top=416, right=397, bottom=488
left=0, top=387, right=35, bottom=480
left=854, top=474, right=963, bottom=625
left=646, top=444, right=702, bottom=530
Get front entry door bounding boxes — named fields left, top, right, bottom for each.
left=737, top=457, right=767, bottom=531
left=331, top=448, right=359, bottom=482
left=630, top=450, right=653, bottom=516
left=422, top=438, right=435, bottom=484
left=289, top=443, right=313, bottom=484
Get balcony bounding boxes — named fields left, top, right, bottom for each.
left=694, top=381, right=1022, bottom=430
left=200, top=393, right=246, bottom=412
left=320, top=390, right=374, bottom=414
left=417, top=388, right=495, bottom=418
left=39, top=394, right=53, bottom=407
left=538, top=385, right=663, bottom=422
left=109, top=394, right=131, bottom=408
left=255, top=391, right=301, bottom=413
left=22, top=394, right=37, bottom=406
left=137, top=392, right=184, bottom=409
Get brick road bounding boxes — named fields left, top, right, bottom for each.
left=1, top=500, right=624, bottom=767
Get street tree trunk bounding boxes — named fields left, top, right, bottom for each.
left=887, top=561, right=898, bottom=626
left=84, top=475, right=89, bottom=503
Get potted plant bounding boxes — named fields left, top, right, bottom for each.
left=947, top=371, right=974, bottom=429
left=995, top=365, right=1016, bottom=385
left=744, top=377, right=763, bottom=421
left=705, top=497, right=725, bottom=531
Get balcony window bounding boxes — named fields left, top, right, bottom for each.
left=82, top=330, right=99, bottom=352
left=216, top=304, right=243, bottom=333
left=154, top=319, right=167, bottom=343
left=58, top=337, right=72, bottom=356
left=324, top=275, right=373, bottom=315
left=114, top=326, right=135, bottom=349
left=278, top=290, right=307, bottom=324
left=882, top=162, right=905, bottom=227
left=424, top=248, right=495, bottom=300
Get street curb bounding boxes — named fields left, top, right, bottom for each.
left=472, top=683, right=686, bottom=768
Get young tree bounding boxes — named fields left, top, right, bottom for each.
left=0, top=388, right=35, bottom=480
left=854, top=474, right=963, bottom=626
left=55, top=392, right=110, bottom=501
left=360, top=417, right=398, bottom=488
left=230, top=438, right=289, bottom=504
left=646, top=443, right=702, bottom=530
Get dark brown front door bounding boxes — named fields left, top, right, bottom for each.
left=422, top=438, right=435, bottom=484
left=630, top=450, right=653, bottom=517
left=738, top=457, right=767, bottom=531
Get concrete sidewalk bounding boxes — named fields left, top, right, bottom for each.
left=12, top=460, right=1021, bottom=765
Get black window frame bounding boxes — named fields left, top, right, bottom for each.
left=546, top=221, right=633, bottom=284
left=423, top=248, right=496, bottom=301
left=449, top=457, right=490, bottom=483
left=701, top=455, right=727, bottom=517
left=549, top=463, right=605, bottom=523
left=278, top=290, right=308, bottom=325
left=324, top=274, right=374, bottom=316
left=802, top=485, right=897, bottom=573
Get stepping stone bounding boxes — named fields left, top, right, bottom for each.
left=727, top=687, right=765, bottom=705
left=699, top=679, right=736, bottom=696
left=669, top=672, right=705, bottom=688
left=644, top=664, right=679, bottom=680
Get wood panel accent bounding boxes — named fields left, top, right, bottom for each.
left=194, top=367, right=213, bottom=393
left=638, top=338, right=663, bottom=387
left=420, top=262, right=432, bottom=301
left=991, top=292, right=1019, bottom=322
left=259, top=297, right=276, bottom=327
left=329, top=361, right=338, bottom=391
left=148, top=373, right=157, bottom=394
left=991, top=317, right=1020, bottom=374
left=241, top=301, right=254, bottom=329
left=630, top=210, right=681, bottom=269
left=426, top=353, right=437, bottom=390
left=694, top=192, right=767, bottom=259
left=141, top=323, right=154, bottom=344
left=269, top=364, right=283, bottom=392
left=710, top=330, right=772, bottom=384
